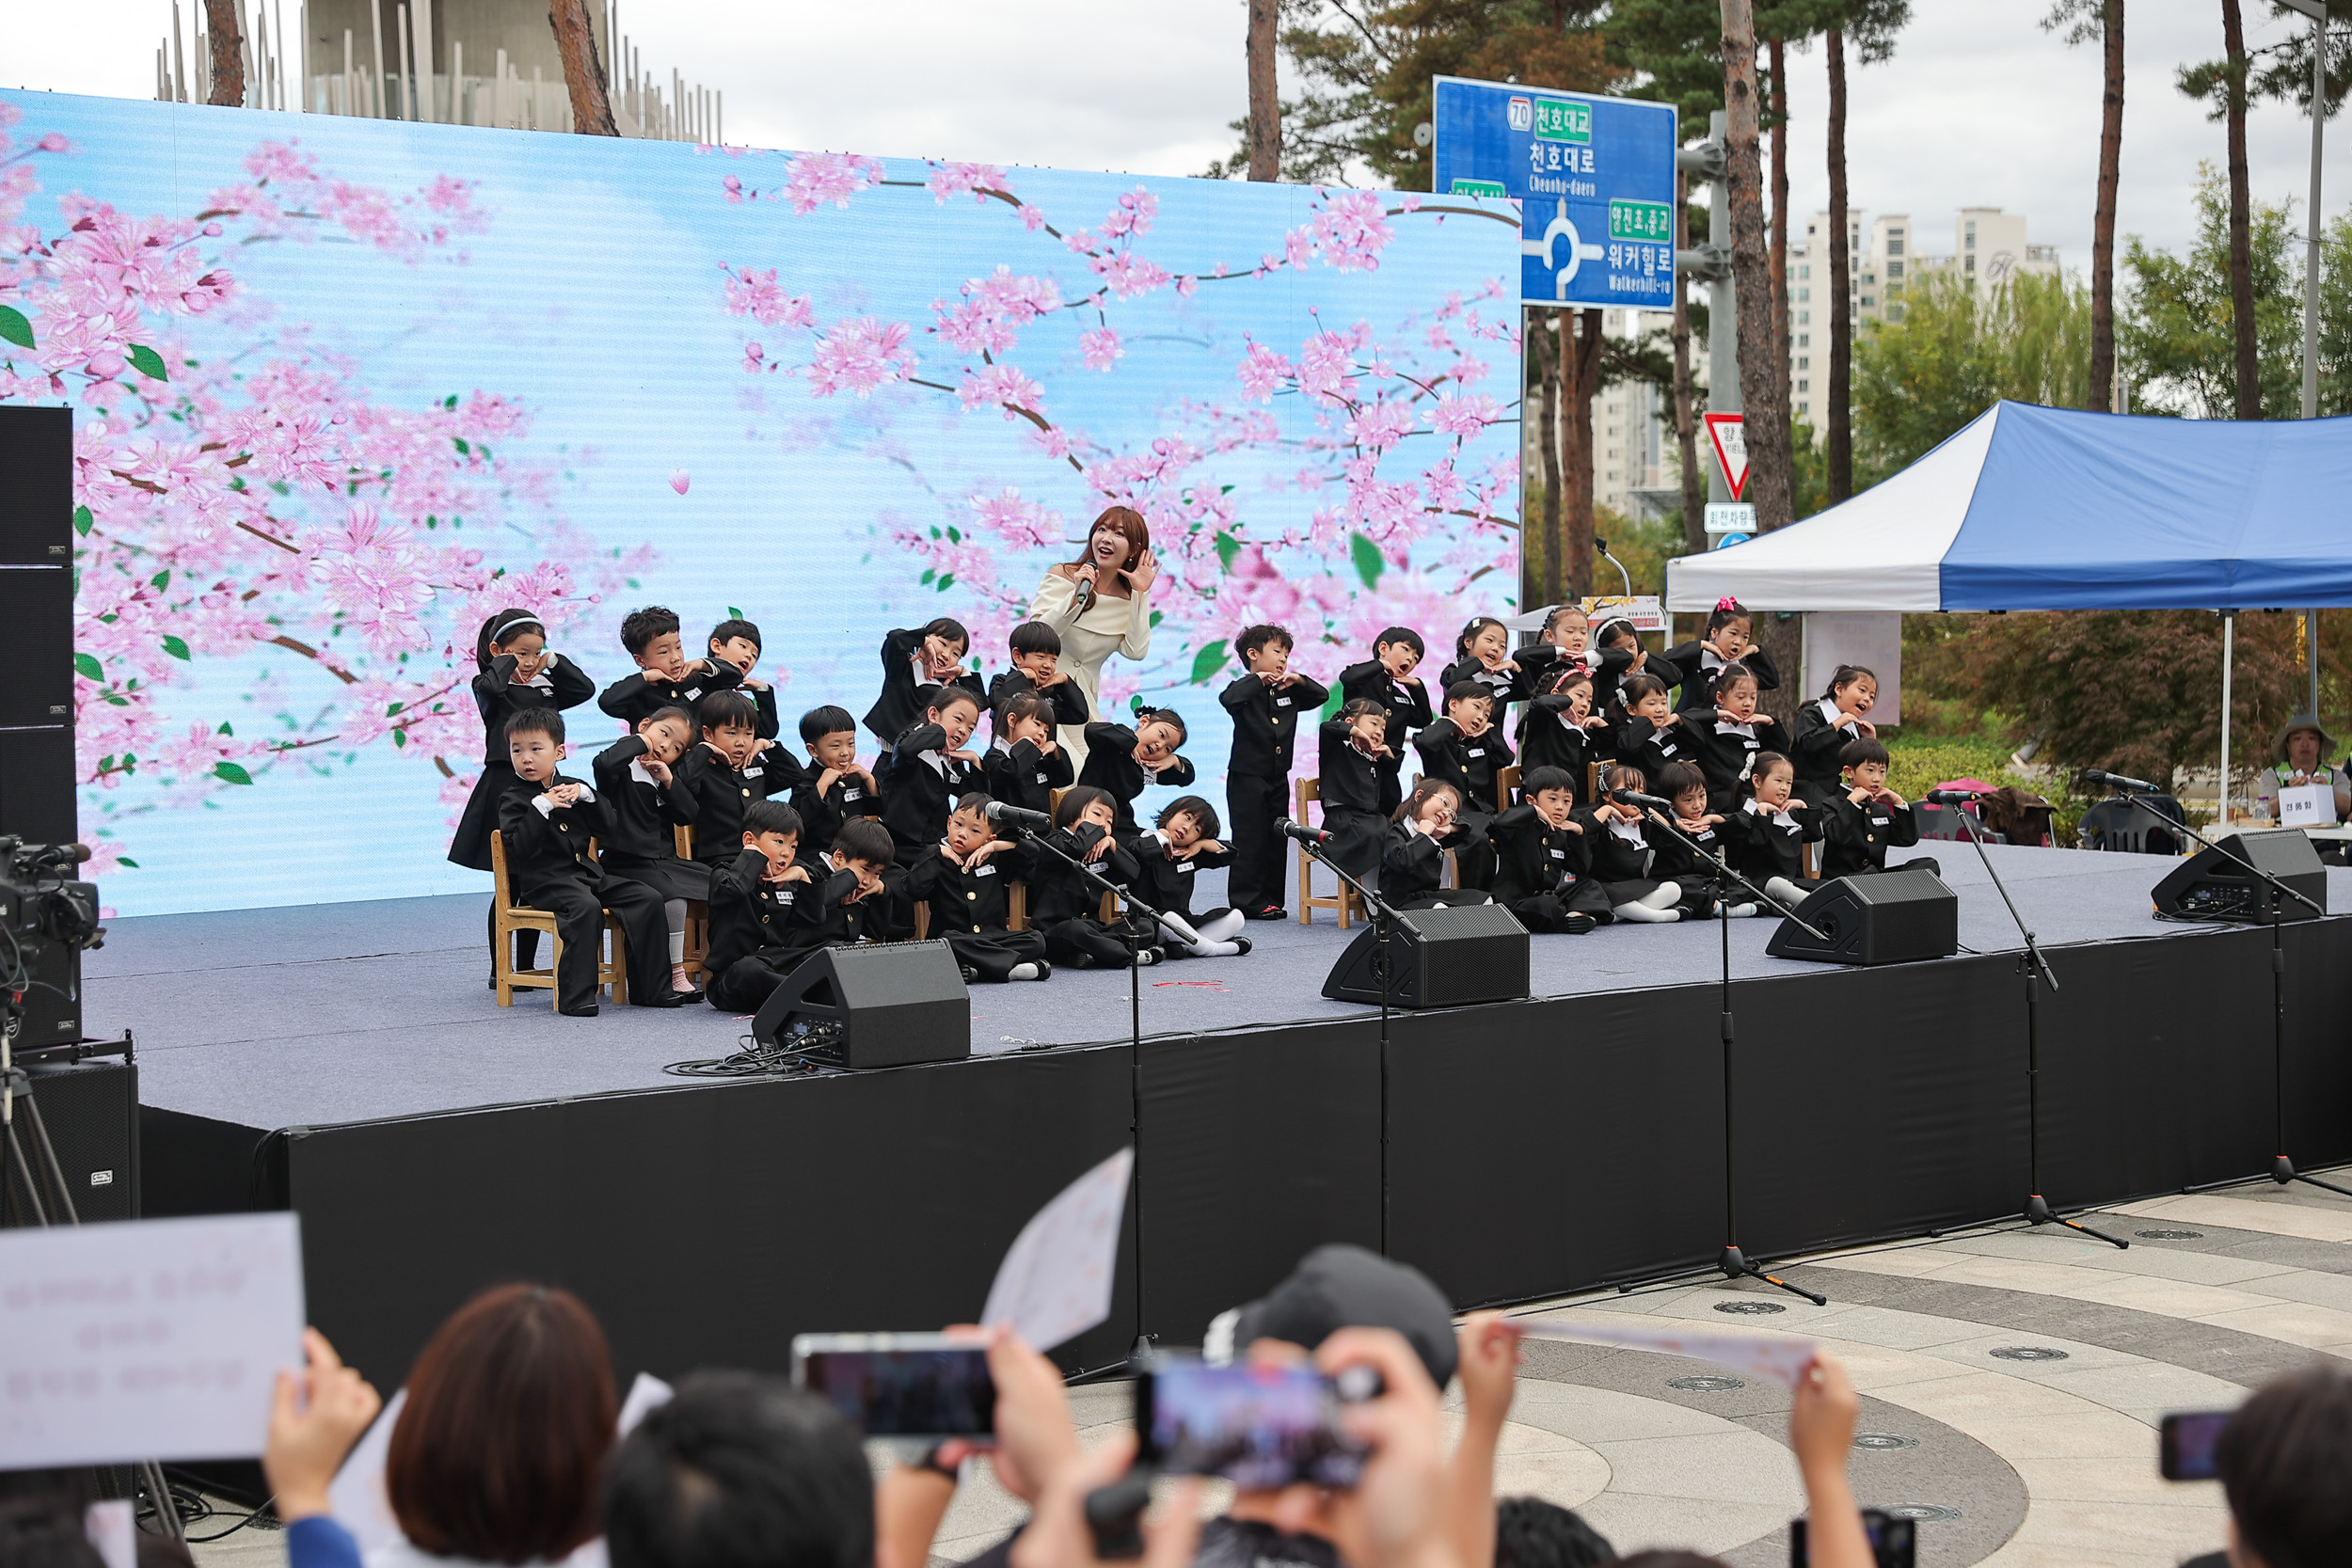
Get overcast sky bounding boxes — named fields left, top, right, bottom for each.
left=5, top=0, right=2345, bottom=267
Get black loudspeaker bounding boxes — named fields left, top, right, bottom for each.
left=1767, top=867, right=1960, bottom=966
left=0, top=724, right=76, bottom=844
left=1322, top=904, right=1531, bottom=1008
left=0, top=404, right=73, bottom=566
left=0, top=567, right=72, bottom=726
left=8, top=1058, right=138, bottom=1223
left=2153, top=828, right=2328, bottom=924
left=752, top=940, right=970, bottom=1069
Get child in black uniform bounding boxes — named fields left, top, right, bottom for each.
left=1337, top=626, right=1432, bottom=815
left=1723, top=752, right=1820, bottom=910
left=1127, top=795, right=1251, bottom=958
left=1078, top=709, right=1195, bottom=836
left=1315, top=700, right=1392, bottom=888
left=1789, top=664, right=1879, bottom=806
left=882, top=687, right=986, bottom=865
left=1382, top=779, right=1487, bottom=909
left=703, top=800, right=823, bottom=1013
left=1820, top=736, right=1936, bottom=879
left=598, top=606, right=742, bottom=727
left=1486, top=766, right=1611, bottom=933
left=1686, top=661, right=1788, bottom=814
left=984, top=692, right=1073, bottom=816
left=1031, top=785, right=1157, bottom=968
left=1439, top=615, right=1534, bottom=710
left=1220, top=624, right=1329, bottom=921
left=790, top=705, right=883, bottom=857
left=493, top=709, right=677, bottom=1014
left=864, top=617, right=986, bottom=750
left=707, top=617, right=783, bottom=740
left=675, top=689, right=800, bottom=872
left=1518, top=665, right=1609, bottom=780
left=1614, top=672, right=1694, bottom=784
left=451, top=609, right=595, bottom=984
left=1577, top=764, right=1692, bottom=924
left=1411, top=681, right=1511, bottom=890
left=1660, top=596, right=1780, bottom=715
left=988, top=622, right=1090, bottom=744
left=1644, top=760, right=1732, bottom=918
left=907, top=794, right=1051, bottom=982
left=592, top=705, right=707, bottom=1001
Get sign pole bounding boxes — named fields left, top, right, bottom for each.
left=1706, top=109, right=1739, bottom=509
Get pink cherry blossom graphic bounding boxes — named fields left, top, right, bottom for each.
left=669, top=469, right=691, bottom=495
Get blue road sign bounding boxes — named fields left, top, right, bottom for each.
left=1431, top=77, right=1678, bottom=310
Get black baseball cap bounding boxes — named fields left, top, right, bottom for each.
left=1203, top=1243, right=1458, bottom=1388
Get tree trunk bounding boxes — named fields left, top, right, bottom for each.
left=1825, top=24, right=1853, bottom=502
left=2087, top=0, right=2124, bottom=412
left=549, top=0, right=619, bottom=136
left=1719, top=1, right=1793, bottom=533
left=1247, top=0, right=1281, bottom=181
left=1534, top=310, right=1565, bottom=609
left=1769, top=35, right=1791, bottom=454
left=1570, top=309, right=1603, bottom=598
left=1672, top=169, right=1708, bottom=556
left=204, top=0, right=245, bottom=106
left=2222, top=0, right=2260, bottom=419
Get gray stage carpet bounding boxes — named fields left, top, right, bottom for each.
left=90, top=844, right=2352, bottom=1133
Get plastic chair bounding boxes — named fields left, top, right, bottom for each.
left=1914, top=800, right=2009, bottom=846
left=1295, top=778, right=1362, bottom=928
left=2079, top=795, right=2186, bottom=855
left=489, top=831, right=628, bottom=1007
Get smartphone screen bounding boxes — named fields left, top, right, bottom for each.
left=1790, top=1510, right=1915, bottom=1568
left=790, top=1333, right=996, bottom=1438
left=1136, top=1357, right=1374, bottom=1489
left=2161, top=1410, right=2232, bottom=1481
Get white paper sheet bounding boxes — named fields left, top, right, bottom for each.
left=84, top=1499, right=135, bottom=1568
left=0, top=1212, right=304, bottom=1468
left=1516, top=1316, right=1818, bottom=1388
left=980, top=1148, right=1133, bottom=1352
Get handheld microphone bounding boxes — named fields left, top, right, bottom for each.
left=1611, top=787, right=1677, bottom=811
left=1275, top=817, right=1333, bottom=847
left=2085, top=768, right=2159, bottom=793
left=981, top=800, right=1054, bottom=831
left=1925, top=788, right=1985, bottom=805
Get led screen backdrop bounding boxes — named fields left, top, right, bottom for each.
left=0, top=90, right=1523, bottom=917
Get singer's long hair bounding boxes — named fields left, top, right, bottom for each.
left=1064, top=505, right=1150, bottom=587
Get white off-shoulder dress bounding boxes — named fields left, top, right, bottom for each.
left=1028, top=569, right=1154, bottom=775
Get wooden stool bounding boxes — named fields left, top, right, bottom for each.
left=1295, top=778, right=1362, bottom=928
left=674, top=824, right=710, bottom=981
left=490, top=831, right=628, bottom=1007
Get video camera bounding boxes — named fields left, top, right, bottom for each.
left=0, top=838, right=104, bottom=1047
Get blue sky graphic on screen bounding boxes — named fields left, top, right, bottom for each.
left=0, top=91, right=1521, bottom=916
left=1430, top=77, right=1677, bottom=309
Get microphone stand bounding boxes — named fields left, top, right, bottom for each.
left=1291, top=835, right=1410, bottom=1252
left=1940, top=796, right=2128, bottom=1248
left=2106, top=788, right=2349, bottom=1200
left=1621, top=803, right=1831, bottom=1307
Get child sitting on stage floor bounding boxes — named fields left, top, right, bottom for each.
left=882, top=686, right=985, bottom=865
left=906, top=794, right=1051, bottom=983
left=1382, top=779, right=1488, bottom=910
left=1724, top=751, right=1820, bottom=911
left=810, top=816, right=902, bottom=948
left=983, top=691, right=1073, bottom=816
left=703, top=800, right=821, bottom=1013
left=1220, top=623, right=1328, bottom=921
left=1790, top=664, right=1878, bottom=806
left=706, top=616, right=782, bottom=739
left=1646, top=760, right=1738, bottom=915
left=597, top=605, right=741, bottom=727
left=987, top=621, right=1090, bottom=744
left=1820, top=736, right=1937, bottom=879
left=1128, top=795, right=1251, bottom=958
left=1315, top=699, right=1393, bottom=889
left=1078, top=708, right=1195, bottom=836
left=1410, top=680, right=1511, bottom=890
left=789, top=705, right=883, bottom=857
left=1032, top=785, right=1157, bottom=969
left=591, top=705, right=708, bottom=1001
left=1687, top=660, right=1787, bottom=814
left=675, top=689, right=800, bottom=873
left=1578, top=763, right=1695, bottom=924
left=494, top=709, right=675, bottom=1015
left=1485, top=765, right=1609, bottom=933
left=1338, top=626, right=1431, bottom=815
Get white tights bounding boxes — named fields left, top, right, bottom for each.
left=1159, top=907, right=1248, bottom=957
left=1612, top=885, right=1683, bottom=924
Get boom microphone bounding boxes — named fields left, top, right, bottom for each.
left=981, top=800, right=1054, bottom=831
left=2085, top=768, right=2159, bottom=794
left=1275, top=817, right=1332, bottom=847
left=1611, top=787, right=1677, bottom=811
left=1925, top=788, right=1986, bottom=805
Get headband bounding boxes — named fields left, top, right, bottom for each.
left=491, top=613, right=545, bottom=639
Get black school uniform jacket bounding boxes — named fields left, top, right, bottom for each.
left=790, top=768, right=884, bottom=853
left=676, top=744, right=801, bottom=863
left=1077, top=722, right=1196, bottom=836
left=1316, top=722, right=1387, bottom=816
left=1576, top=808, right=1659, bottom=882
left=1645, top=811, right=1731, bottom=879
left=1820, top=794, right=1922, bottom=878
left=882, top=722, right=984, bottom=854
left=1659, top=641, right=1781, bottom=713
left=907, top=844, right=1021, bottom=935
left=1381, top=821, right=1449, bottom=902
left=1438, top=656, right=1535, bottom=708
left=988, top=670, right=1091, bottom=731
left=1124, top=832, right=1232, bottom=922
left=1532, top=645, right=1638, bottom=712
left=1516, top=697, right=1599, bottom=778
left=745, top=683, right=784, bottom=741
left=496, top=773, right=613, bottom=897
left=1411, top=720, right=1512, bottom=814
left=808, top=860, right=902, bottom=945
left=1614, top=715, right=1694, bottom=786
left=1724, top=800, right=1823, bottom=881
left=1338, top=661, right=1434, bottom=752
left=591, top=737, right=696, bottom=859
left=1689, top=714, right=1788, bottom=801
left=864, top=626, right=988, bottom=745
left=597, top=659, right=742, bottom=727
left=706, top=847, right=820, bottom=974
left=471, top=653, right=594, bottom=765
left=1486, top=805, right=1593, bottom=904
left=1028, top=824, right=1139, bottom=925
left=983, top=739, right=1073, bottom=816
left=1789, top=700, right=1867, bottom=791
left=1220, top=672, right=1330, bottom=778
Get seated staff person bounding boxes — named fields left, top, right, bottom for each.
left=882, top=686, right=986, bottom=865
left=1659, top=596, right=1780, bottom=714
left=2254, top=713, right=2352, bottom=825
left=1029, top=786, right=1157, bottom=969
left=1125, top=796, right=1251, bottom=958
left=789, top=705, right=883, bottom=857
left=982, top=691, right=1073, bottom=816
left=1338, top=626, right=1433, bottom=814
left=675, top=690, right=800, bottom=871
left=591, top=706, right=708, bottom=1002
left=1077, top=710, right=1195, bottom=837
left=1315, top=700, right=1393, bottom=887
left=1486, top=766, right=1610, bottom=934
left=703, top=800, right=824, bottom=1013
left=905, top=794, right=1051, bottom=983
left=1819, top=736, right=1938, bottom=879
left=1381, top=779, right=1486, bottom=910
left=1790, top=664, right=1880, bottom=806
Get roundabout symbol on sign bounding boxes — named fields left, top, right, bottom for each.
left=1523, top=198, right=1607, bottom=300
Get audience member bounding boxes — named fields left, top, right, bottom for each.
left=1491, top=1499, right=1613, bottom=1568
left=266, top=1329, right=385, bottom=1568
left=2213, top=1361, right=2352, bottom=1568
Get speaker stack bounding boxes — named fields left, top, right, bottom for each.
left=1, top=405, right=76, bottom=846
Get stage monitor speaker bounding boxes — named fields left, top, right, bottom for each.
left=8, top=1058, right=138, bottom=1224
left=0, top=566, right=72, bottom=726
left=0, top=724, right=75, bottom=844
left=0, top=404, right=73, bottom=566
left=1322, top=904, right=1531, bottom=1008
left=752, top=940, right=970, bottom=1069
left=1767, top=867, right=1959, bottom=966
left=2152, top=828, right=2328, bottom=925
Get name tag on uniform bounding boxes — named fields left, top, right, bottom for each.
left=1177, top=861, right=1195, bottom=873
left=745, top=765, right=764, bottom=778
left=1467, top=747, right=1486, bottom=758
left=772, top=888, right=797, bottom=903
left=1695, top=829, right=1716, bottom=842
left=844, top=787, right=864, bottom=800
left=1659, top=740, right=1678, bottom=755
left=1742, top=738, right=1758, bottom=750
left=1870, top=815, right=1889, bottom=827
left=1276, top=696, right=1293, bottom=707
left=1549, top=847, right=1566, bottom=859
left=1034, top=771, right=1048, bottom=784
left=685, top=687, right=705, bottom=701
left=976, top=863, right=997, bottom=877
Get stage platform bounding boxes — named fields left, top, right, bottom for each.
left=112, top=845, right=2352, bottom=1398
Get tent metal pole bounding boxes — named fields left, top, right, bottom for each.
left=2220, top=610, right=2236, bottom=832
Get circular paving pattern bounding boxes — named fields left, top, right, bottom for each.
left=1987, top=1345, right=2070, bottom=1361
left=1664, top=1374, right=1746, bottom=1391
left=1712, top=1299, right=1787, bottom=1315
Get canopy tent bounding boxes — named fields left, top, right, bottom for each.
left=1665, top=400, right=2352, bottom=613
left=1662, top=399, right=2352, bottom=828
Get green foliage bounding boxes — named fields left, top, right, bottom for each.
left=1850, top=271, right=2094, bottom=474
left=2120, top=164, right=2309, bottom=420
left=1350, top=532, right=1386, bottom=587
left=0, top=305, right=33, bottom=350
left=126, top=344, right=168, bottom=382
left=1190, top=640, right=1231, bottom=685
